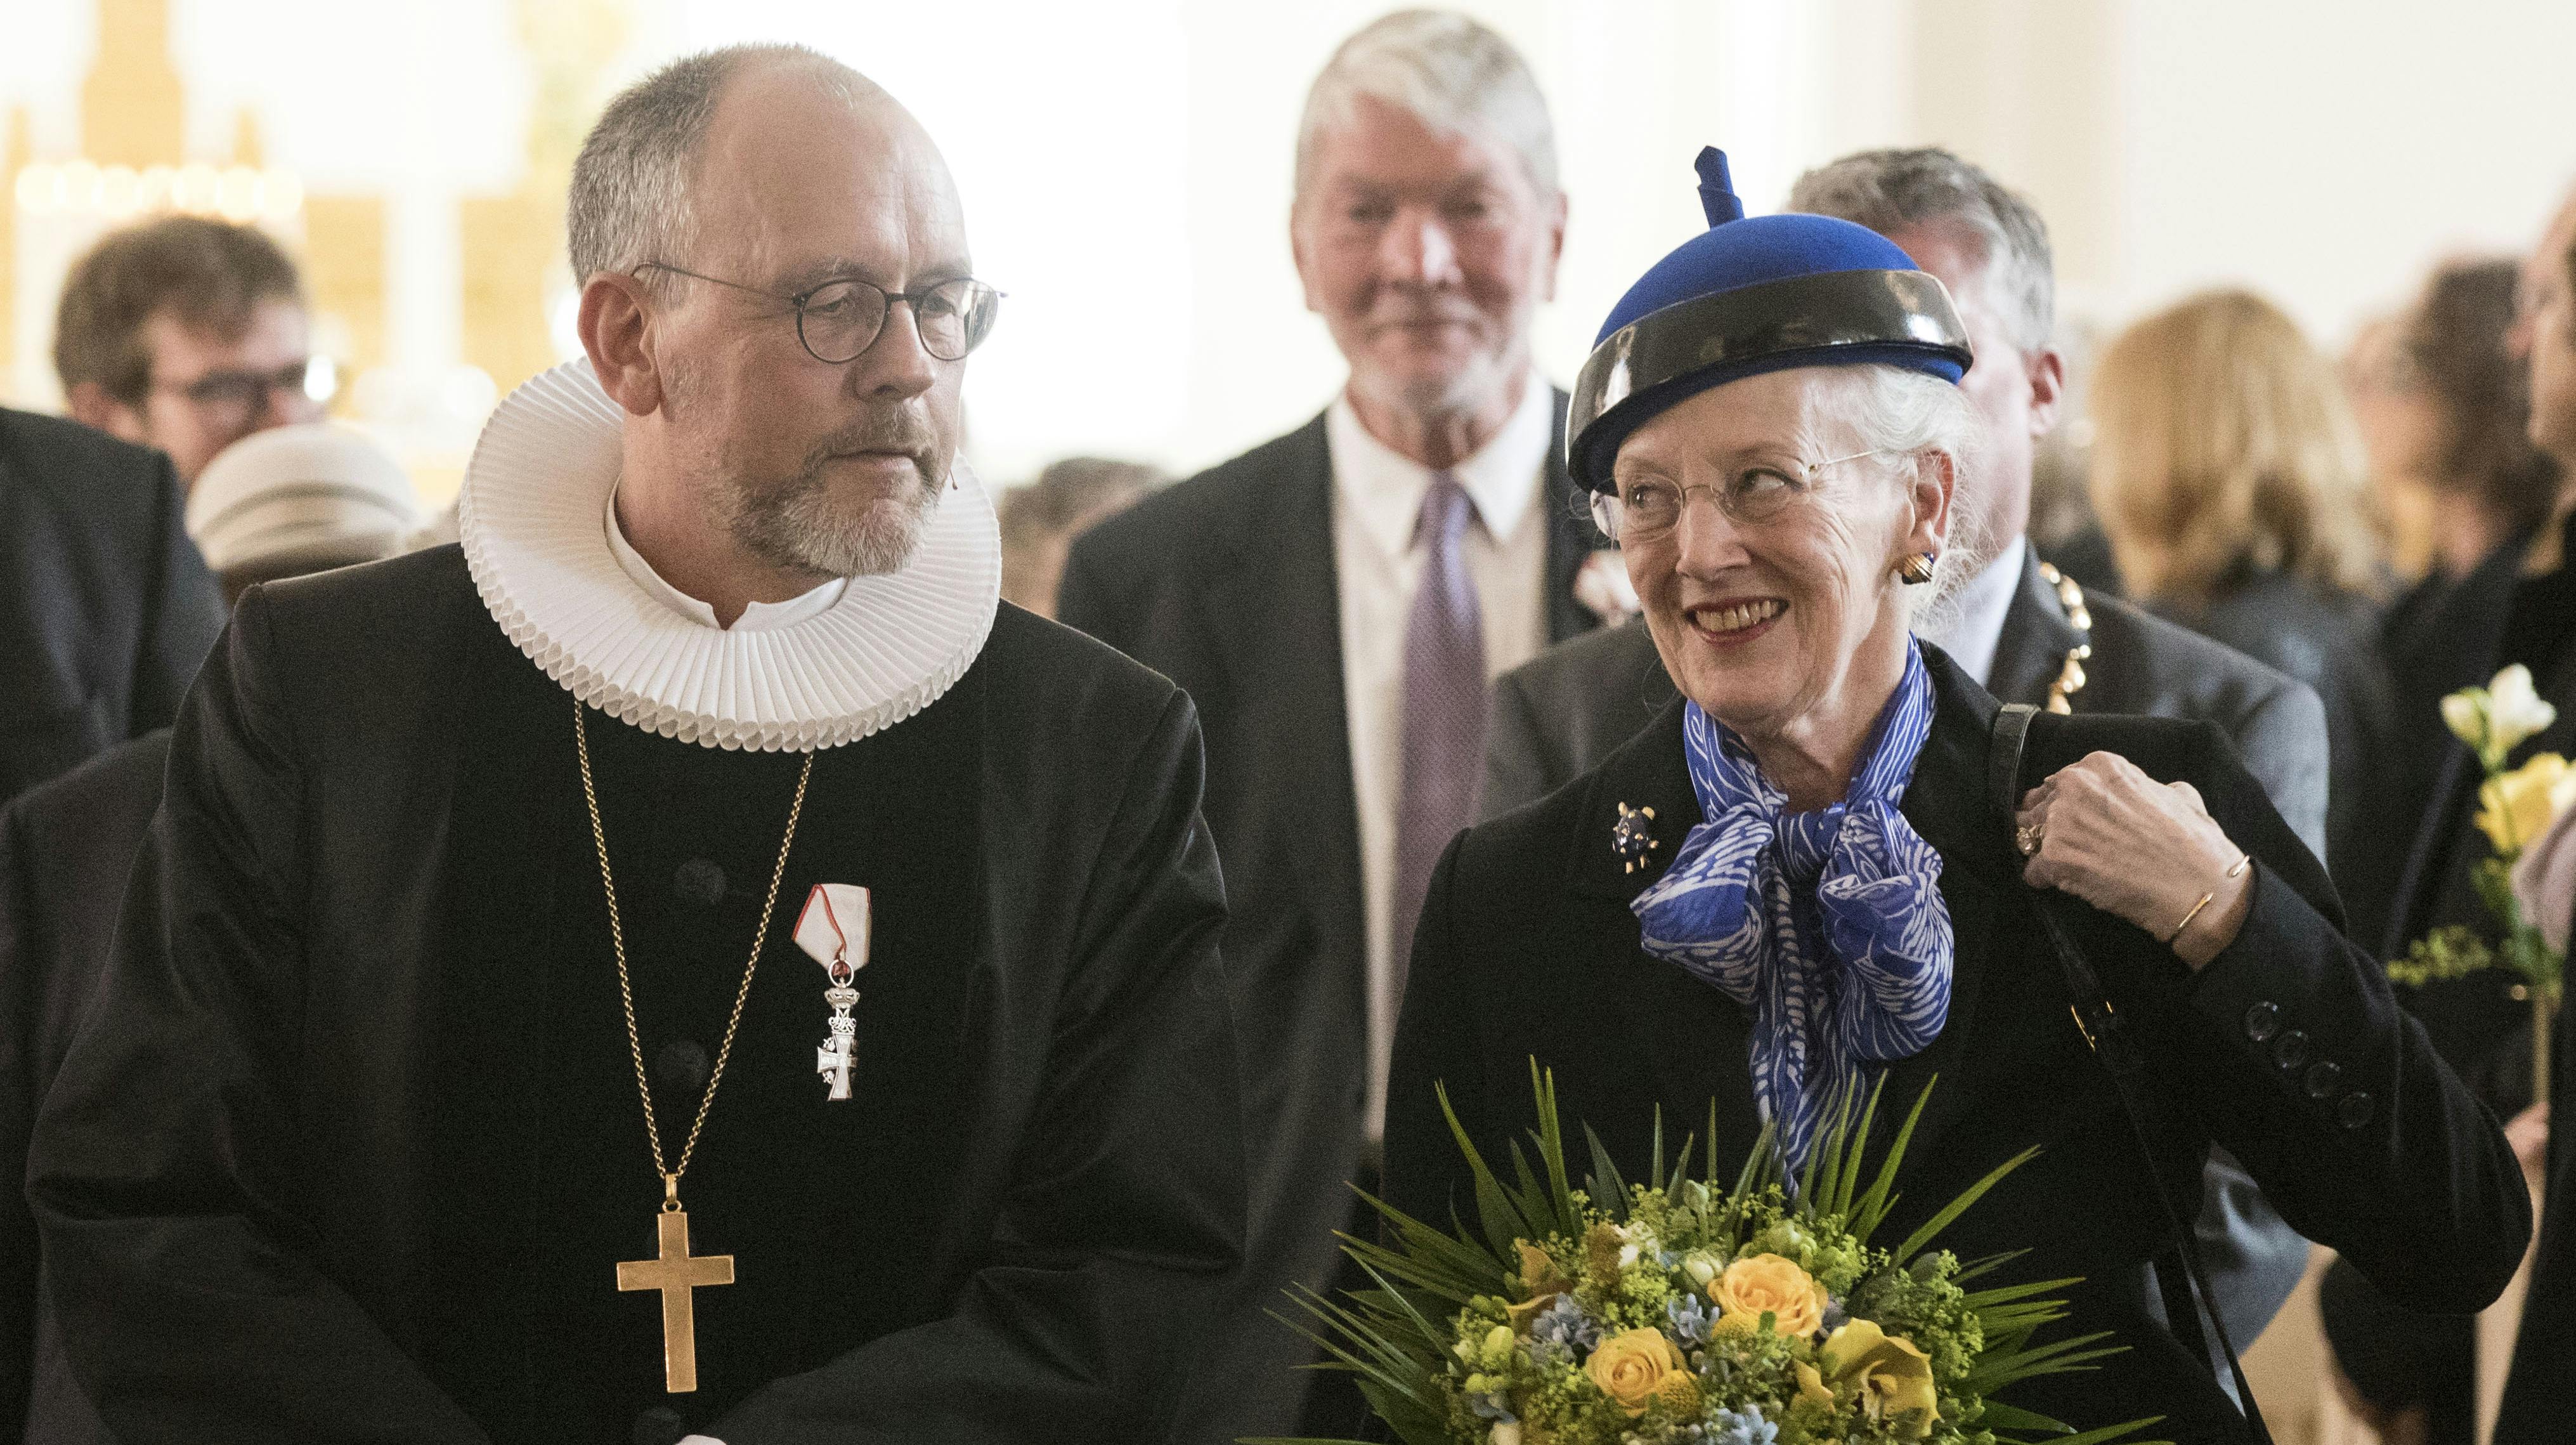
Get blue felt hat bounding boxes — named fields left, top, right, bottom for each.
left=1566, top=148, right=1973, bottom=492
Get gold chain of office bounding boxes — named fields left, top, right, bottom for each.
left=572, top=700, right=814, bottom=1206
left=2039, top=561, right=2092, bottom=714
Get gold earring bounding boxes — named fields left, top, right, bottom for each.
left=1896, top=551, right=1937, bottom=585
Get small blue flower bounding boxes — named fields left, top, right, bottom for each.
left=1466, top=1388, right=1516, bottom=1423
left=1708, top=1406, right=1779, bottom=1445
left=1666, top=1292, right=1712, bottom=1345
left=1821, top=1297, right=1849, bottom=1332
left=1532, top=1295, right=1600, bottom=1352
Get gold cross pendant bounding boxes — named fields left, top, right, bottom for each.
left=616, top=1206, right=734, bottom=1393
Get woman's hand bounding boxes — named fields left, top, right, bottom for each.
left=2015, top=751, right=2254, bottom=970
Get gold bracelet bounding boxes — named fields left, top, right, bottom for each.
left=2166, top=855, right=2251, bottom=945
left=2164, top=891, right=2216, bottom=945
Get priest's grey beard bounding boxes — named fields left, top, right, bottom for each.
left=720, top=412, right=946, bottom=579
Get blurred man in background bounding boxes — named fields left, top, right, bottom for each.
left=1058, top=10, right=1608, bottom=1437
left=1, top=420, right=421, bottom=1443
left=997, top=456, right=1161, bottom=618
left=55, top=214, right=327, bottom=490
left=0, top=403, right=221, bottom=803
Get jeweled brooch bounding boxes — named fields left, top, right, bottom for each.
left=1612, top=802, right=1660, bottom=873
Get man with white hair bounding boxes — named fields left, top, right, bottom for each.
left=1058, top=10, right=1609, bottom=1436
left=30, top=44, right=1244, bottom=1445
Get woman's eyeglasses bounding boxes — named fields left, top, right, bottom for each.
left=1592, top=449, right=1892, bottom=544
left=634, top=263, right=1003, bottom=364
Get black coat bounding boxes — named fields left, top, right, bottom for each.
left=1389, top=646, right=2528, bottom=1442
left=1055, top=402, right=1602, bottom=1439
left=2376, top=520, right=2576, bottom=1109
left=2495, top=1004, right=2573, bottom=1441
left=0, top=407, right=223, bottom=804
left=2149, top=567, right=2391, bottom=894
left=25, top=547, right=1247, bottom=1443
left=0, top=731, right=167, bottom=1444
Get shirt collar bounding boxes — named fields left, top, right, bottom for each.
left=603, top=483, right=847, bottom=633
left=1918, top=535, right=2026, bottom=688
left=1325, top=368, right=1554, bottom=559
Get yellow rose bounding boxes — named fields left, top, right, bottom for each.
left=1584, top=1327, right=1684, bottom=1417
left=1816, top=1319, right=1938, bottom=1439
left=1710, top=1253, right=1827, bottom=1338
left=2477, top=753, right=2576, bottom=856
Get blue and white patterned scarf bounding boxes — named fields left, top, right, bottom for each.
left=1630, top=642, right=1953, bottom=1176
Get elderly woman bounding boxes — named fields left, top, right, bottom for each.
left=1381, top=152, right=2529, bottom=1442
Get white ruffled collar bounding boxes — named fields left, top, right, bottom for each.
left=458, top=360, right=999, bottom=752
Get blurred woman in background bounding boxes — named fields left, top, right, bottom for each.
left=2347, top=259, right=2559, bottom=950
left=2365, top=259, right=2558, bottom=632
left=2089, top=289, right=2392, bottom=884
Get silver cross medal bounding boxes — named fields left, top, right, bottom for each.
left=791, top=883, right=871, bottom=1101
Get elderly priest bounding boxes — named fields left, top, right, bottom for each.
left=28, top=45, right=1245, bottom=1445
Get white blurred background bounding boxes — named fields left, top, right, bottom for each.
left=4, top=0, right=2573, bottom=497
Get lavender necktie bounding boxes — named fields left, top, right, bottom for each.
left=1390, top=474, right=1487, bottom=1019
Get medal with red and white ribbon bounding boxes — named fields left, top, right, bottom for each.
left=791, top=884, right=871, bottom=1101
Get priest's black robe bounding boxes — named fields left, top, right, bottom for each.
left=26, top=545, right=1247, bottom=1444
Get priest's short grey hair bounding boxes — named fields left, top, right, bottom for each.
left=1294, top=10, right=1559, bottom=207
left=1800, top=363, right=1986, bottom=624
left=1790, top=148, right=2055, bottom=356
left=568, top=43, right=880, bottom=285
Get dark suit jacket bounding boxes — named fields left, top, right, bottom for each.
left=25, top=548, right=1246, bottom=1442
left=0, top=407, right=222, bottom=805
left=1392, top=646, right=2528, bottom=1442
left=1055, top=399, right=1601, bottom=1439
left=2376, top=521, right=2576, bottom=1111
left=0, top=731, right=166, bottom=1444
left=2495, top=1001, right=2572, bottom=1441
left=2152, top=568, right=2391, bottom=892
left=2346, top=537, right=2530, bottom=957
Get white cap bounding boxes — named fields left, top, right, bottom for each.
left=186, top=422, right=425, bottom=577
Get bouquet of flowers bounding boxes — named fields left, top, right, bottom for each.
left=1259, top=1068, right=2155, bottom=1445
left=2386, top=663, right=2570, bottom=1106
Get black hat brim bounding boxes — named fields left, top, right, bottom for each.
left=1568, top=269, right=1974, bottom=492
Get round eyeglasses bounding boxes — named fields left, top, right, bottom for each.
left=1591, top=449, right=1893, bottom=544
left=634, top=263, right=1003, bottom=363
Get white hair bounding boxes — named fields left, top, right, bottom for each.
left=1797, top=365, right=1985, bottom=633
left=1789, top=148, right=2056, bottom=355
left=566, top=43, right=879, bottom=284
left=1293, top=10, right=1558, bottom=206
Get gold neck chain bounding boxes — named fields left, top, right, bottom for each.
left=573, top=701, right=814, bottom=1208
left=2037, top=561, right=2093, bottom=714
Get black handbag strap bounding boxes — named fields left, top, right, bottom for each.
left=1989, top=703, right=2274, bottom=1441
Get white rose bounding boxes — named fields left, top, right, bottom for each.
left=2488, top=664, right=2559, bottom=757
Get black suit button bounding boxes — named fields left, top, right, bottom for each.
left=2243, top=1002, right=2280, bottom=1042
left=655, top=1039, right=710, bottom=1097
left=675, top=858, right=727, bottom=906
left=2271, top=1030, right=2310, bottom=1070
left=2304, top=1061, right=2343, bottom=1099
left=632, top=1406, right=685, bottom=1445
left=2338, top=1091, right=2375, bottom=1129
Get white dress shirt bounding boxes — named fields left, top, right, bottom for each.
left=606, top=484, right=848, bottom=632
left=1918, top=535, right=2026, bottom=689
left=1327, top=372, right=1556, bottom=1144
